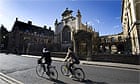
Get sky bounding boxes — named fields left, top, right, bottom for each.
left=0, top=0, right=122, bottom=36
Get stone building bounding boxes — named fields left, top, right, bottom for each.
left=54, top=8, right=99, bottom=59
left=99, top=33, right=126, bottom=54
left=121, top=0, right=140, bottom=55
left=8, top=18, right=54, bottom=55
left=0, top=25, right=9, bottom=50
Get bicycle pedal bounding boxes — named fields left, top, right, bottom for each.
left=64, top=74, right=69, bottom=76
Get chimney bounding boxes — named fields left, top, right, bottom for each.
left=49, top=27, right=51, bottom=31
left=28, top=21, right=32, bottom=25
left=16, top=17, right=18, bottom=21
left=44, top=25, right=47, bottom=29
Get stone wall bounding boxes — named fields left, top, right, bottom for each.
left=91, top=54, right=140, bottom=65
left=51, top=52, right=140, bottom=65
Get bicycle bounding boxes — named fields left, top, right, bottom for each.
left=61, top=61, right=85, bottom=81
left=36, top=59, right=58, bottom=80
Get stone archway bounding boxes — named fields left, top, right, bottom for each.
left=74, top=30, right=92, bottom=60
left=77, top=39, right=88, bottom=57
left=111, top=45, right=117, bottom=54
left=117, top=43, right=125, bottom=54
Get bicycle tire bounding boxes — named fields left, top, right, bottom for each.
left=36, top=64, right=45, bottom=77
left=74, top=68, right=85, bottom=81
left=49, top=67, right=58, bottom=80
left=61, top=65, right=69, bottom=76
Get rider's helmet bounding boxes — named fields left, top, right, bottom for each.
left=42, top=47, right=46, bottom=53
left=43, top=47, right=49, bottom=53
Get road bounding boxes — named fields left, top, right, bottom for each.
left=0, top=53, right=139, bottom=84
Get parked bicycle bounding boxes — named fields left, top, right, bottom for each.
left=36, top=59, right=58, bottom=80
left=61, top=61, right=85, bottom=81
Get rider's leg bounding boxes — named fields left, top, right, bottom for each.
left=69, top=62, right=74, bottom=75
left=68, top=62, right=76, bottom=78
left=66, top=62, right=69, bottom=68
left=47, top=61, right=51, bottom=73
left=42, top=64, right=46, bottom=72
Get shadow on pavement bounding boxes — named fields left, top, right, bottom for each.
left=41, top=76, right=67, bottom=84
left=73, top=79, right=109, bottom=84
left=52, top=79, right=67, bottom=84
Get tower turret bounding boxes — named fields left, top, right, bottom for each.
left=76, top=9, right=81, bottom=18
left=76, top=9, right=82, bottom=31
left=62, top=8, right=73, bottom=20
left=55, top=19, right=58, bottom=26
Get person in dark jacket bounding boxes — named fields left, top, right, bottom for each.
left=39, top=47, right=52, bottom=75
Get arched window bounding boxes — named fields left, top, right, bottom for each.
left=118, top=36, right=122, bottom=42
left=111, top=37, right=115, bottom=42
left=62, top=26, right=71, bottom=43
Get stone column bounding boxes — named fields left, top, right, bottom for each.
left=73, top=39, right=78, bottom=56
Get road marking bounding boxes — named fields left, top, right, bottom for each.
left=0, top=72, right=24, bottom=84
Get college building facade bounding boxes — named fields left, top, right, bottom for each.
left=7, top=18, right=54, bottom=55
left=54, top=8, right=99, bottom=59
left=1, top=0, right=140, bottom=56
left=121, top=0, right=140, bottom=55
left=99, top=33, right=126, bottom=54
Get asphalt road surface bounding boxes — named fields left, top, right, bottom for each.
left=0, top=53, right=139, bottom=84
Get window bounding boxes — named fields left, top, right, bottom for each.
left=105, top=39, right=108, bottom=43
left=136, top=2, right=140, bottom=20
left=62, top=26, right=71, bottom=43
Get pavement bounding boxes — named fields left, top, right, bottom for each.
left=0, top=54, right=140, bottom=84
left=20, top=55, right=140, bottom=70
left=0, top=72, right=23, bottom=84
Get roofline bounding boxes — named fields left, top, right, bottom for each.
left=11, top=18, right=54, bottom=32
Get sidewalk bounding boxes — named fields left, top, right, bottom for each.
left=22, top=55, right=140, bottom=70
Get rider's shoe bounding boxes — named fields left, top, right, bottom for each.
left=69, top=75, right=74, bottom=78
left=64, top=73, right=67, bottom=76
left=46, top=72, right=50, bottom=76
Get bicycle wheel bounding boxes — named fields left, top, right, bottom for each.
left=74, top=68, right=85, bottom=81
left=61, top=65, right=69, bottom=76
left=49, top=67, right=58, bottom=80
left=36, top=64, right=45, bottom=77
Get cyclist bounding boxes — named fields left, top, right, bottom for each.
left=39, top=47, right=52, bottom=75
left=64, top=47, right=80, bottom=78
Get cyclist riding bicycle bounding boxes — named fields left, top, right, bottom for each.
left=64, top=47, right=80, bottom=78
left=38, top=47, right=52, bottom=75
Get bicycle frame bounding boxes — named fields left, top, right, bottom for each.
left=61, top=61, right=85, bottom=81
left=36, top=59, right=58, bottom=80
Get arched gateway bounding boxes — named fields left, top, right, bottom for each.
left=74, top=30, right=92, bottom=60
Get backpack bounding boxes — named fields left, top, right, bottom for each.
left=71, top=52, right=80, bottom=64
